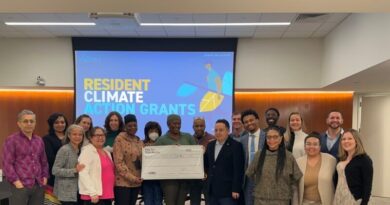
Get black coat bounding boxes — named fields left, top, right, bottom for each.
left=204, top=137, right=245, bottom=198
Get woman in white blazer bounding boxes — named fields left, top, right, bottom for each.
left=294, top=132, right=337, bottom=205
left=78, top=126, right=115, bottom=205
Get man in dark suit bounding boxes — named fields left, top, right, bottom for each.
left=204, top=119, right=245, bottom=205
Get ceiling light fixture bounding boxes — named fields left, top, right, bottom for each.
left=5, top=22, right=96, bottom=26
left=139, top=22, right=290, bottom=27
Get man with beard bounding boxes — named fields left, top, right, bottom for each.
left=263, top=107, right=286, bottom=135
left=155, top=114, right=196, bottom=205
left=320, top=110, right=344, bottom=160
left=190, top=117, right=215, bottom=205
left=239, top=109, right=266, bottom=205
left=229, top=112, right=246, bottom=142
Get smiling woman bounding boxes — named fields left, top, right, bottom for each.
left=246, top=127, right=302, bottom=205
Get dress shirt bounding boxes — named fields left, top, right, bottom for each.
left=2, top=131, right=49, bottom=188
left=247, top=129, right=260, bottom=156
left=214, top=139, right=226, bottom=160
left=325, top=129, right=343, bottom=151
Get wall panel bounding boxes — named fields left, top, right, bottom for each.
left=234, top=92, right=353, bottom=133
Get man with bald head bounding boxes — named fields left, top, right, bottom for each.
left=190, top=117, right=215, bottom=205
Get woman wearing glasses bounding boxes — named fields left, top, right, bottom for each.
left=78, top=126, right=115, bottom=205
left=246, top=127, right=302, bottom=205
left=294, top=133, right=336, bottom=205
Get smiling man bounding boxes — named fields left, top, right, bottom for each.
left=320, top=110, right=344, bottom=160
left=155, top=114, right=196, bottom=205
left=2, top=109, right=49, bottom=205
left=263, top=107, right=286, bottom=135
left=239, top=109, right=266, bottom=205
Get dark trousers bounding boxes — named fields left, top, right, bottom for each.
left=82, top=199, right=112, bottom=205
left=114, top=186, right=140, bottom=205
left=61, top=202, right=78, bottom=205
left=209, top=196, right=238, bottom=205
left=142, top=180, right=163, bottom=205
left=9, top=185, right=44, bottom=205
left=189, top=179, right=208, bottom=205
left=160, top=180, right=188, bottom=205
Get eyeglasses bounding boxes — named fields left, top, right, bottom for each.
left=266, top=135, right=280, bottom=141
left=21, top=119, right=35, bottom=124
left=92, top=134, right=105, bottom=138
left=305, top=143, right=320, bottom=147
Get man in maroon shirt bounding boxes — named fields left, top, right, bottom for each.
left=2, top=109, right=49, bottom=205
left=190, top=117, right=215, bottom=205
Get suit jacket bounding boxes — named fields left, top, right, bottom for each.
left=204, top=137, right=245, bottom=198
left=240, top=129, right=266, bottom=169
left=320, top=132, right=341, bottom=160
left=294, top=153, right=337, bottom=205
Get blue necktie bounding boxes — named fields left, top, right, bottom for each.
left=249, top=134, right=255, bottom=162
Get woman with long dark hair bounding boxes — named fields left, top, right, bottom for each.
left=43, top=112, right=69, bottom=186
left=246, top=127, right=302, bottom=205
left=104, top=111, right=124, bottom=152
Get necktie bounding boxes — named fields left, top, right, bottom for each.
left=249, top=134, right=255, bottom=162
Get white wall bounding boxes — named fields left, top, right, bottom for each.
left=0, top=38, right=73, bottom=87
left=322, top=13, right=390, bottom=86
left=0, top=37, right=323, bottom=89
left=359, top=95, right=390, bottom=197
left=236, top=38, right=323, bottom=89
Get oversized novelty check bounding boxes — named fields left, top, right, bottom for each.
left=141, top=145, right=204, bottom=180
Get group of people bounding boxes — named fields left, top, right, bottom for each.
left=2, top=108, right=373, bottom=205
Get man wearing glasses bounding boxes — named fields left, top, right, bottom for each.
left=2, top=109, right=49, bottom=205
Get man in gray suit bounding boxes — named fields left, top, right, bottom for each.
left=239, top=109, right=265, bottom=205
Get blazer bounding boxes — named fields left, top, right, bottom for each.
left=204, top=137, right=245, bottom=198
left=294, top=153, right=337, bottom=205
left=52, top=143, right=79, bottom=202
left=78, top=144, right=112, bottom=197
left=240, top=129, right=266, bottom=169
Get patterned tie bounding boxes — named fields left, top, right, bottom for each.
left=249, top=134, right=256, bottom=162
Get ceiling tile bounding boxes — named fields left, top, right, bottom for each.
left=311, top=30, right=328, bottom=38
left=226, top=13, right=261, bottom=22
left=287, top=22, right=322, bottom=31
left=193, top=14, right=226, bottom=23
left=135, top=26, right=165, bottom=32
left=23, top=13, right=61, bottom=22
left=327, top=13, right=349, bottom=22
left=260, top=13, right=297, bottom=22
left=159, top=14, right=193, bottom=23
left=0, top=13, right=29, bottom=22
left=136, top=13, right=161, bottom=23
left=56, top=13, right=90, bottom=21
left=226, top=26, right=256, bottom=32
left=195, top=27, right=225, bottom=33
left=256, top=26, right=288, bottom=32
left=316, top=21, right=340, bottom=32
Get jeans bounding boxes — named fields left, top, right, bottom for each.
left=142, top=180, right=163, bottom=205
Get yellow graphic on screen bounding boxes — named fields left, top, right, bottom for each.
left=199, top=91, right=224, bottom=112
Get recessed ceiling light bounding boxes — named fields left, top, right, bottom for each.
left=139, top=22, right=290, bottom=27
left=5, top=22, right=96, bottom=26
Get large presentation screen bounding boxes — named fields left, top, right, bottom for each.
left=74, top=44, right=235, bottom=136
